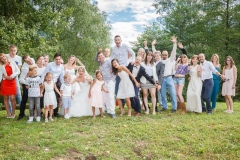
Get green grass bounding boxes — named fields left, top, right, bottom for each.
left=0, top=103, right=240, bottom=160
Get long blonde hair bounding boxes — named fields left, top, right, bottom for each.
left=0, top=53, right=11, bottom=66
left=210, top=54, right=220, bottom=65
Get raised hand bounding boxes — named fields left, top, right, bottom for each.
left=178, top=42, right=184, bottom=49
left=152, top=39, right=157, bottom=46
left=171, top=35, right=177, bottom=43
left=143, top=40, right=147, bottom=47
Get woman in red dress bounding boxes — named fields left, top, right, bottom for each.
left=0, top=53, right=20, bottom=118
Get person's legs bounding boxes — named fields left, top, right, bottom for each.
left=202, top=79, right=214, bottom=114
left=211, top=79, right=219, bottom=109
left=142, top=88, right=149, bottom=114
left=115, top=76, right=125, bottom=108
left=161, top=78, right=168, bottom=110
left=54, top=87, right=60, bottom=117
left=15, top=78, right=22, bottom=106
left=92, top=107, right=96, bottom=118
left=229, top=96, right=233, bottom=111
left=132, top=84, right=140, bottom=114
left=4, top=96, right=11, bottom=117
left=104, top=80, right=116, bottom=115
left=28, top=97, right=34, bottom=118
left=35, top=97, right=41, bottom=117
left=18, top=84, right=28, bottom=119
left=149, top=88, right=156, bottom=114
left=201, top=82, right=206, bottom=112
left=126, top=98, right=131, bottom=116
left=10, top=95, right=16, bottom=117
left=166, top=77, right=177, bottom=111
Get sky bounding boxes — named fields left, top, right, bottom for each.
left=93, top=0, right=159, bottom=46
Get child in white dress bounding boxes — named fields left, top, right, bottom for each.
left=88, top=70, right=108, bottom=118
left=40, top=72, right=61, bottom=122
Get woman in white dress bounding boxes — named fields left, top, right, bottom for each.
left=68, top=66, right=100, bottom=117
left=186, top=55, right=202, bottom=113
left=111, top=59, right=140, bottom=116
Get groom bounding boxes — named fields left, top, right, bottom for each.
left=198, top=53, right=221, bottom=114
left=41, top=53, right=64, bottom=117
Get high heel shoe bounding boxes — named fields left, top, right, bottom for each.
left=120, top=110, right=125, bottom=116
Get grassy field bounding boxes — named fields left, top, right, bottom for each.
left=0, top=102, right=239, bottom=160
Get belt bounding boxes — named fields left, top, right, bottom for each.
left=202, top=78, right=212, bottom=82
left=164, top=75, right=173, bottom=78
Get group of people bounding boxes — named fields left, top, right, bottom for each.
left=0, top=35, right=237, bottom=122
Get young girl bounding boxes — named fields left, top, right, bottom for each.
left=25, top=66, right=42, bottom=123
left=221, top=56, right=237, bottom=113
left=40, top=72, right=61, bottom=122
left=88, top=70, right=108, bottom=118
left=111, top=59, right=140, bottom=116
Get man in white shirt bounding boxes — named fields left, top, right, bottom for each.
left=18, top=55, right=36, bottom=120
left=6, top=45, right=22, bottom=114
left=41, top=53, right=64, bottom=117
left=110, top=35, right=135, bottom=107
left=198, top=53, right=221, bottom=114
left=155, top=36, right=177, bottom=113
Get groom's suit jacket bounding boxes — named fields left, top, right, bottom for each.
left=155, top=61, right=165, bottom=85
left=127, top=63, right=155, bottom=85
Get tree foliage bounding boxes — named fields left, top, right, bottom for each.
left=0, top=0, right=111, bottom=71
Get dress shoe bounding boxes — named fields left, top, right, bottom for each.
left=53, top=113, right=60, bottom=117
left=171, top=110, right=176, bottom=113
left=17, top=115, right=24, bottom=120
left=160, top=108, right=167, bottom=111
left=135, top=113, right=141, bottom=117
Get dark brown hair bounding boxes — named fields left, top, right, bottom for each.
left=144, top=51, right=154, bottom=66
left=224, top=56, right=235, bottom=69
left=111, top=59, right=119, bottom=75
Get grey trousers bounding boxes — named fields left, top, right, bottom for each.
left=28, top=97, right=40, bottom=117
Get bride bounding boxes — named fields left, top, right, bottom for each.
left=68, top=66, right=100, bottom=117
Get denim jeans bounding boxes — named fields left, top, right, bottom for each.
left=201, top=78, right=214, bottom=113
left=130, top=84, right=141, bottom=113
left=28, top=97, right=40, bottom=117
left=157, top=89, right=162, bottom=106
left=115, top=76, right=125, bottom=107
left=161, top=76, right=177, bottom=110
left=8, top=78, right=22, bottom=114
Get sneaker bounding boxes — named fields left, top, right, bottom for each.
left=27, top=117, right=34, bottom=123
left=36, top=117, right=41, bottom=122
left=112, top=114, right=117, bottom=119
left=228, top=110, right=233, bottom=114
left=160, top=108, right=167, bottom=111
left=64, top=114, right=69, bottom=119
left=49, top=117, right=54, bottom=121
left=45, top=118, right=48, bottom=123
left=224, top=110, right=229, bottom=113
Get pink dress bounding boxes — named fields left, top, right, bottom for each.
left=222, top=67, right=235, bottom=96
left=89, top=80, right=104, bottom=108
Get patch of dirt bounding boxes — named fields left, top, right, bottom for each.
left=67, top=148, right=82, bottom=158
left=132, top=141, right=147, bottom=157
left=51, top=148, right=82, bottom=160
left=85, top=153, right=97, bottom=160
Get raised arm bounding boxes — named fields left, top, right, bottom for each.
left=170, top=36, right=177, bottom=62
left=178, top=42, right=187, bottom=55
left=152, top=39, right=157, bottom=54
left=126, top=45, right=135, bottom=62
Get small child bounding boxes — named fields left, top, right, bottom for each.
left=88, top=70, right=108, bottom=118
left=25, top=66, right=42, bottom=123
left=40, top=72, right=61, bottom=122
left=60, top=74, right=74, bottom=119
